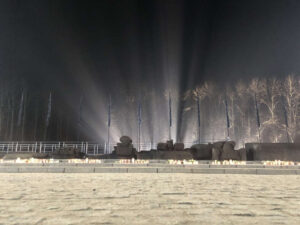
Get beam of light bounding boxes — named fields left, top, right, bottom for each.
left=37, top=3, right=300, bottom=149
left=224, top=95, right=230, bottom=139
left=254, top=93, right=261, bottom=142
left=196, top=94, right=200, bottom=144
left=45, top=92, right=52, bottom=128
left=137, top=100, right=142, bottom=152
left=17, top=91, right=24, bottom=127
left=106, top=95, right=111, bottom=153
left=77, top=95, right=83, bottom=141
left=168, top=92, right=172, bottom=140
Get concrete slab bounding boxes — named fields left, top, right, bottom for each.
left=184, top=164, right=209, bottom=168
left=210, top=165, right=237, bottom=168
left=224, top=168, right=257, bottom=174
left=127, top=167, right=158, bottom=173
left=148, top=163, right=179, bottom=167
left=256, top=169, right=297, bottom=175
left=94, top=167, right=128, bottom=173
left=19, top=167, right=48, bottom=173
left=236, top=164, right=264, bottom=168
left=95, top=163, right=113, bottom=167
left=157, top=167, right=192, bottom=173
left=0, top=167, right=19, bottom=173
left=114, top=164, right=149, bottom=167
left=0, top=163, right=299, bottom=174
left=64, top=167, right=95, bottom=173
left=47, top=167, right=65, bottom=173
left=263, top=165, right=299, bottom=169
left=192, top=168, right=225, bottom=174
left=0, top=163, right=45, bottom=167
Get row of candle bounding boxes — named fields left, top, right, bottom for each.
left=67, top=158, right=102, bottom=164
left=212, top=160, right=247, bottom=165
left=262, top=160, right=299, bottom=166
left=0, top=158, right=59, bottom=164
left=118, top=159, right=149, bottom=164
left=0, top=158, right=103, bottom=164
left=168, top=160, right=199, bottom=165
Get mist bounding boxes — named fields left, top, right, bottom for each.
left=0, top=0, right=300, bottom=146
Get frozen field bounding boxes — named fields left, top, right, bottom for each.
left=0, top=173, right=299, bottom=225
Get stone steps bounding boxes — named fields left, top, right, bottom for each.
left=0, top=162, right=299, bottom=168
left=0, top=163, right=299, bottom=174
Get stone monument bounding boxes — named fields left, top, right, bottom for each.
left=114, top=136, right=137, bottom=157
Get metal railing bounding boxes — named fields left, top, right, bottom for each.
left=0, top=142, right=105, bottom=155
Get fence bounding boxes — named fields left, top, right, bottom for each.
left=0, top=142, right=105, bottom=155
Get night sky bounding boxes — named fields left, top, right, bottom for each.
left=0, top=0, right=300, bottom=143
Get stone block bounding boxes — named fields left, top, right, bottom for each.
left=127, top=167, right=157, bottom=173
left=94, top=167, right=128, bottom=173
left=191, top=168, right=225, bottom=174
left=236, top=164, right=264, bottom=168
left=116, top=163, right=148, bottom=167
left=184, top=164, right=209, bottom=168
left=115, top=146, right=133, bottom=156
left=209, top=165, right=237, bottom=168
left=213, top=141, right=225, bottom=149
left=239, top=148, right=247, bottom=161
left=256, top=169, right=297, bottom=175
left=166, top=140, right=174, bottom=150
left=245, top=143, right=300, bottom=161
left=212, top=147, right=221, bottom=160
left=224, top=168, right=257, bottom=174
left=19, top=167, right=48, bottom=173
left=174, top=143, right=184, bottom=151
left=0, top=167, right=19, bottom=173
left=190, top=144, right=212, bottom=160
left=221, top=142, right=240, bottom=160
left=64, top=167, right=95, bottom=173
left=157, top=143, right=168, bottom=151
left=157, top=167, right=191, bottom=173
left=47, top=167, right=65, bottom=173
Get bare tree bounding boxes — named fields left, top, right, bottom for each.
left=282, top=74, right=300, bottom=142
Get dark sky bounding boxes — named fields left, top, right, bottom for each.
left=1, top=0, right=300, bottom=85
left=1, top=0, right=300, bottom=141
